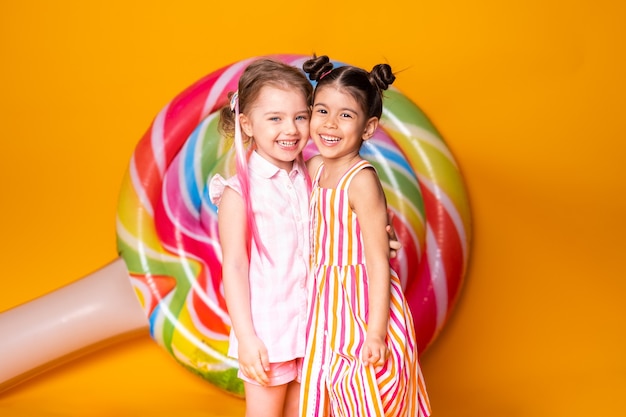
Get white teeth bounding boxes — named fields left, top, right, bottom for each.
left=278, top=140, right=297, bottom=146
left=321, top=135, right=340, bottom=143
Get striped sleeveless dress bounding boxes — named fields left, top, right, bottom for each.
left=300, top=160, right=431, bottom=417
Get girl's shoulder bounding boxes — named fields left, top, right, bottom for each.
left=305, top=154, right=323, bottom=178
left=208, top=173, right=241, bottom=206
left=342, top=159, right=377, bottom=185
left=346, top=162, right=382, bottom=195
left=347, top=162, right=386, bottom=214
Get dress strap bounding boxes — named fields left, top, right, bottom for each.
left=312, top=162, right=325, bottom=186
left=337, top=160, right=375, bottom=190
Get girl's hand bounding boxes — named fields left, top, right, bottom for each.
left=361, top=334, right=389, bottom=368
left=387, top=210, right=402, bottom=258
left=238, top=335, right=270, bottom=386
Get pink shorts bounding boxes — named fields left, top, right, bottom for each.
left=238, top=358, right=303, bottom=387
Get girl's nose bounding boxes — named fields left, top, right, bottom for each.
left=323, top=117, right=337, bottom=129
left=284, top=120, right=298, bottom=134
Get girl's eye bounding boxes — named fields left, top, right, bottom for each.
left=316, top=109, right=327, bottom=114
left=269, top=117, right=280, bottom=122
left=296, top=115, right=308, bottom=121
left=341, top=113, right=353, bottom=119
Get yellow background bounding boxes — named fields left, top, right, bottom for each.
left=1, top=1, right=625, bottom=416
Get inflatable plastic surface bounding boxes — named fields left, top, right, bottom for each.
left=0, top=54, right=471, bottom=398
left=115, top=54, right=472, bottom=395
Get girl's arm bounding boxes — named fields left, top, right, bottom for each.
left=349, top=167, right=392, bottom=367
left=217, top=188, right=270, bottom=386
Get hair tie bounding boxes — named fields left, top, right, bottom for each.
left=230, top=91, right=239, bottom=112
left=320, top=69, right=333, bottom=80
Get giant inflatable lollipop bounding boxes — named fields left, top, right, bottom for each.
left=0, top=54, right=471, bottom=397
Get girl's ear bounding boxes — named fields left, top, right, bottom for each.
left=240, top=114, right=253, bottom=137
left=362, top=117, right=379, bottom=141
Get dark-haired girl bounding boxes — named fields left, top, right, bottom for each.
left=299, top=55, right=431, bottom=417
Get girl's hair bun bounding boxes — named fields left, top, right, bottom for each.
left=369, top=63, right=396, bottom=91
left=302, top=55, right=334, bottom=82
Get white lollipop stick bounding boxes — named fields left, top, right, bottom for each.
left=0, top=258, right=148, bottom=392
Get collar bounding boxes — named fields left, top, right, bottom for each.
left=249, top=151, right=303, bottom=179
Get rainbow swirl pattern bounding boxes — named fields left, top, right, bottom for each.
left=116, top=54, right=471, bottom=395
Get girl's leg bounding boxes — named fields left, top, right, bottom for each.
left=243, top=381, right=288, bottom=417
left=282, top=381, right=300, bottom=417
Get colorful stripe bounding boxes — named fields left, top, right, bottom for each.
left=301, top=161, right=430, bottom=416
